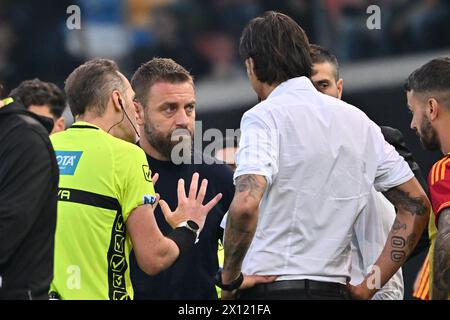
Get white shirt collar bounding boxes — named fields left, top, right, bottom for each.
left=267, top=76, right=317, bottom=100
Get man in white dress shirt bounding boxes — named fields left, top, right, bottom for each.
left=218, top=11, right=430, bottom=300
left=309, top=44, right=404, bottom=300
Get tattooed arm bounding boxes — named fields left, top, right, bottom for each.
left=433, top=208, right=450, bottom=299
left=348, top=177, right=430, bottom=299
left=221, top=174, right=267, bottom=292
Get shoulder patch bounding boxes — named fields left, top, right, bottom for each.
left=55, top=151, right=83, bottom=175
left=143, top=194, right=157, bottom=205
left=142, top=165, right=151, bottom=182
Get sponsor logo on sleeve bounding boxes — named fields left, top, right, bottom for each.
left=143, top=194, right=157, bottom=205
left=55, top=151, right=83, bottom=175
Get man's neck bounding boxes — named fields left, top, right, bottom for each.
left=441, top=137, right=450, bottom=155
left=77, top=113, right=109, bottom=132
left=258, top=82, right=278, bottom=101
left=438, top=118, right=450, bottom=154
left=139, top=135, right=169, bottom=161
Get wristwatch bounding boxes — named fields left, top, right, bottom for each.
left=215, top=269, right=244, bottom=291
left=176, top=220, right=200, bottom=243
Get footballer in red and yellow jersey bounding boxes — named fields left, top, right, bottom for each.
left=428, top=154, right=450, bottom=224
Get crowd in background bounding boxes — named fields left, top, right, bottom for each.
left=1, top=5, right=450, bottom=301
left=1, top=0, right=450, bottom=93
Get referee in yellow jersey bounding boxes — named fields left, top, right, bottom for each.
left=49, top=59, right=222, bottom=300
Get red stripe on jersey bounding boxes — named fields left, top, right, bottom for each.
left=429, top=155, right=450, bottom=224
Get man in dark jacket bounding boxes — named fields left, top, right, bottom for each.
left=130, top=58, right=235, bottom=299
left=0, top=98, right=59, bottom=299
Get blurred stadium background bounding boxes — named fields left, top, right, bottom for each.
left=0, top=0, right=448, bottom=189
left=1, top=0, right=449, bottom=300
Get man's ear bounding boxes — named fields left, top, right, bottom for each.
left=52, top=116, right=65, bottom=134
left=111, top=90, right=122, bottom=112
left=337, top=78, right=344, bottom=100
left=427, top=98, right=439, bottom=121
left=135, top=100, right=145, bottom=126
left=245, top=58, right=255, bottom=77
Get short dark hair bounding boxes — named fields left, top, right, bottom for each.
left=405, top=57, right=450, bottom=94
left=131, top=57, right=193, bottom=108
left=239, top=11, right=312, bottom=85
left=10, top=79, right=66, bottom=118
left=65, top=59, right=125, bottom=117
left=310, top=44, right=340, bottom=80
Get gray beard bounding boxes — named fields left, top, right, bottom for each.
left=143, top=121, right=193, bottom=162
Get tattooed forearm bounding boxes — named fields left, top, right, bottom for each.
left=406, top=233, right=417, bottom=251
left=223, top=175, right=265, bottom=280
left=433, top=208, right=450, bottom=300
left=235, top=174, right=266, bottom=200
left=374, top=180, right=429, bottom=290
left=389, top=232, right=418, bottom=262
left=391, top=250, right=406, bottom=262
left=223, top=215, right=255, bottom=274
left=391, top=236, right=405, bottom=248
left=392, top=217, right=407, bottom=233
left=383, top=187, right=428, bottom=216
left=390, top=235, right=406, bottom=262
left=222, top=207, right=257, bottom=281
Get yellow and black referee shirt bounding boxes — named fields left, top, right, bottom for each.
left=50, top=122, right=156, bottom=300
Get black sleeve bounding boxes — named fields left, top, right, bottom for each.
left=0, top=124, right=55, bottom=266
left=380, top=126, right=430, bottom=256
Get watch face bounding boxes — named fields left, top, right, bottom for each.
left=187, top=220, right=199, bottom=231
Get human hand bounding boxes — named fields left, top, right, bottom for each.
left=221, top=275, right=277, bottom=300
left=150, top=173, right=160, bottom=210
left=346, top=281, right=376, bottom=300
left=159, top=172, right=222, bottom=230
left=241, top=275, right=278, bottom=290
left=152, top=172, right=159, bottom=185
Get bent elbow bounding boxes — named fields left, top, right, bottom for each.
left=134, top=239, right=176, bottom=276
left=137, top=257, right=166, bottom=276
left=229, top=198, right=259, bottom=224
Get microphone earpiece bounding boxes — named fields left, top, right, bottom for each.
left=117, top=96, right=140, bottom=139
left=118, top=97, right=124, bottom=109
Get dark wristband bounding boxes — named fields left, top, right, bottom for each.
left=215, top=269, right=244, bottom=291
left=167, top=227, right=196, bottom=256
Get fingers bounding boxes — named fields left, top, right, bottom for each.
left=159, top=199, right=173, bottom=220
left=196, top=179, right=208, bottom=204
left=346, top=283, right=359, bottom=299
left=152, top=193, right=161, bottom=210
left=241, top=276, right=255, bottom=290
left=188, top=172, right=199, bottom=200
left=346, top=283, right=354, bottom=292
left=241, top=275, right=277, bottom=289
left=203, top=193, right=223, bottom=212
left=177, top=178, right=187, bottom=202
left=258, top=275, right=278, bottom=284
left=152, top=173, right=159, bottom=185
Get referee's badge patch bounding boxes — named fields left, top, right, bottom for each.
left=142, top=165, right=151, bottom=182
